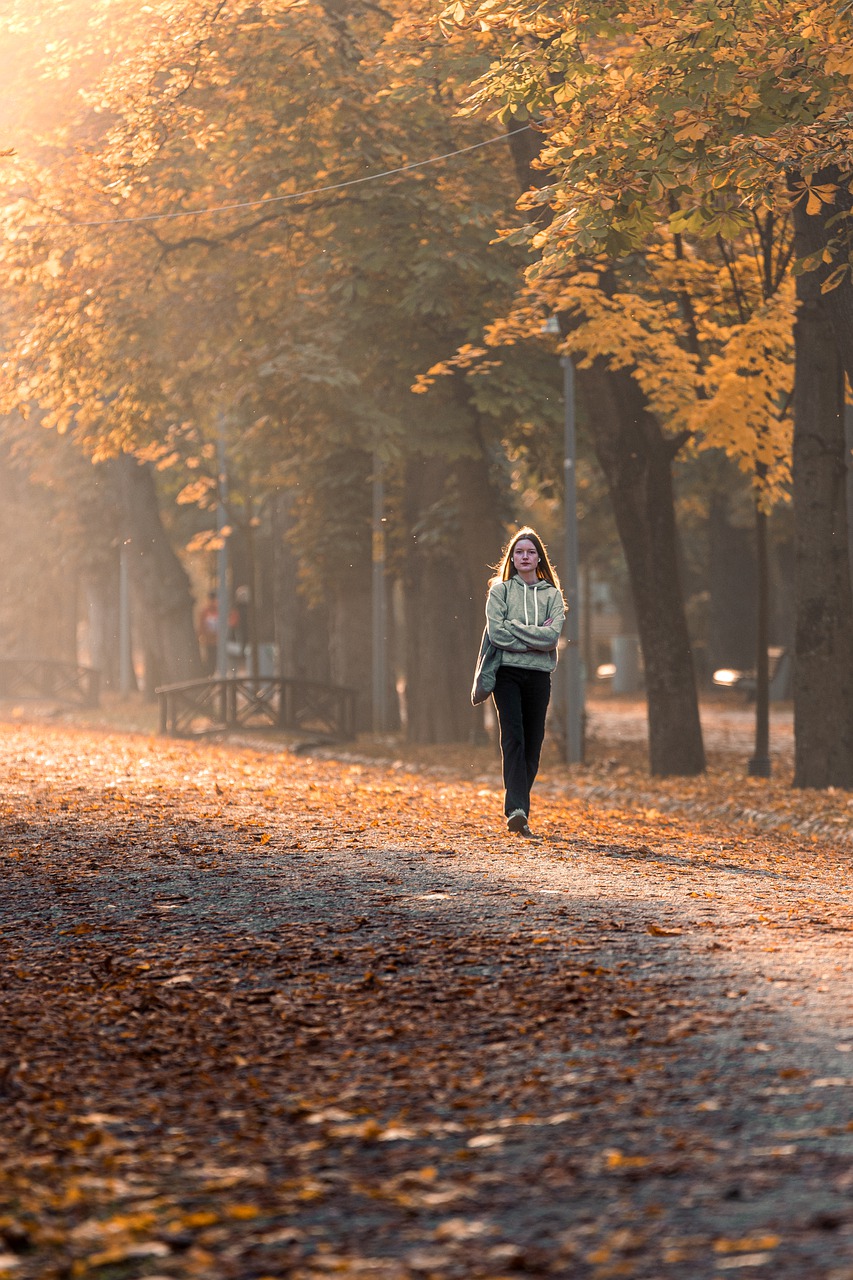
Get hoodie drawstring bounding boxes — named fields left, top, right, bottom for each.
left=522, top=582, right=540, bottom=627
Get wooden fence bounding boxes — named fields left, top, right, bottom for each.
left=157, top=676, right=356, bottom=740
left=0, top=658, right=100, bottom=707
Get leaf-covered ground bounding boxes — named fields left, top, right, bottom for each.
left=0, top=711, right=851, bottom=1280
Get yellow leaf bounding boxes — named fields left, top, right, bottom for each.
left=674, top=121, right=710, bottom=142
left=86, top=1243, right=170, bottom=1267
left=226, top=1204, right=260, bottom=1220
left=182, top=1211, right=218, bottom=1227
left=821, top=265, right=849, bottom=294
left=606, top=1149, right=649, bottom=1168
left=714, top=1235, right=780, bottom=1254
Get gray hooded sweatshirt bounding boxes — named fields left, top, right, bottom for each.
left=485, top=574, right=566, bottom=673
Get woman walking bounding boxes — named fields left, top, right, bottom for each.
left=484, top=527, right=565, bottom=838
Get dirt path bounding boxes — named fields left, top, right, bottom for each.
left=584, top=695, right=794, bottom=758
left=0, top=722, right=851, bottom=1279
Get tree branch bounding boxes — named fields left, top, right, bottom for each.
left=715, top=232, right=749, bottom=324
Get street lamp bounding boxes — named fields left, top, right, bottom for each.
left=372, top=452, right=389, bottom=734
left=216, top=415, right=229, bottom=680
left=118, top=537, right=132, bottom=695
left=561, top=352, right=584, bottom=764
left=543, top=317, right=584, bottom=763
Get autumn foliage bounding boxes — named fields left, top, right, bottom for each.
left=1, top=716, right=852, bottom=1277
left=0, top=1, right=852, bottom=776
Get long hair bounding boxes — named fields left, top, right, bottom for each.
left=489, top=526, right=563, bottom=594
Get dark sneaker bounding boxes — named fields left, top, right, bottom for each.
left=507, top=809, right=527, bottom=834
left=519, top=823, right=541, bottom=841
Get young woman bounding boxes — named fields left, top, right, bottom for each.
left=485, top=527, right=565, bottom=838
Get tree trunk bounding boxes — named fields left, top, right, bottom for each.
left=402, top=456, right=471, bottom=744
left=789, top=167, right=853, bottom=387
left=708, top=489, right=757, bottom=672
left=329, top=562, right=374, bottom=734
left=403, top=437, right=505, bottom=744
left=508, top=126, right=705, bottom=775
left=82, top=555, right=121, bottom=688
left=271, top=490, right=332, bottom=686
left=578, top=360, right=706, bottom=776
left=790, top=263, right=853, bottom=789
left=748, top=502, right=771, bottom=778
left=0, top=437, right=80, bottom=664
left=456, top=447, right=507, bottom=735
left=243, top=513, right=261, bottom=680
left=112, top=455, right=202, bottom=685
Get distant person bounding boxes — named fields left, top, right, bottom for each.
left=477, top=528, right=565, bottom=839
left=198, top=591, right=219, bottom=675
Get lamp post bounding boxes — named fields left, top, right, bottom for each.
left=216, top=416, right=229, bottom=679
left=747, top=500, right=771, bottom=778
left=561, top=354, right=584, bottom=764
left=372, top=453, right=388, bottom=733
left=542, top=318, right=584, bottom=763
left=118, top=537, right=132, bottom=695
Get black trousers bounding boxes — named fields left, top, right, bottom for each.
left=492, top=666, right=551, bottom=818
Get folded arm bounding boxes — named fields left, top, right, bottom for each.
left=486, top=586, right=566, bottom=652
left=485, top=585, right=528, bottom=652
left=508, top=594, right=565, bottom=650
left=506, top=617, right=563, bottom=651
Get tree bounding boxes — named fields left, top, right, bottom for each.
left=433, top=0, right=853, bottom=784
left=112, top=455, right=202, bottom=689
left=790, top=236, right=853, bottom=787
left=0, top=421, right=92, bottom=665
left=0, top=0, right=551, bottom=742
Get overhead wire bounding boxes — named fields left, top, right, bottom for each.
left=19, top=126, right=531, bottom=232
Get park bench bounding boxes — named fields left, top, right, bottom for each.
left=156, top=675, right=356, bottom=741
left=0, top=658, right=100, bottom=707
